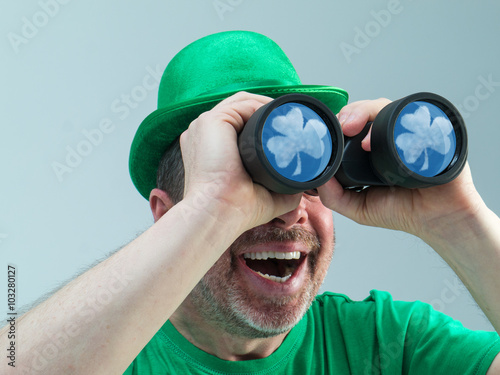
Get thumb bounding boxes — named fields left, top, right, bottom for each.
left=316, top=178, right=367, bottom=223
left=249, top=187, right=303, bottom=229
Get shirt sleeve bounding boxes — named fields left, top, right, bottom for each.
left=370, top=290, right=500, bottom=375
left=122, top=362, right=134, bottom=375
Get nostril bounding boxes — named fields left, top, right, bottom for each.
left=304, top=189, right=318, bottom=196
left=272, top=206, right=308, bottom=227
left=270, top=217, right=286, bottom=225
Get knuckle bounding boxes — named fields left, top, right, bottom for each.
left=196, top=111, right=213, bottom=123
left=233, top=90, right=250, bottom=98
left=376, top=97, right=392, bottom=105
left=179, top=130, right=188, bottom=142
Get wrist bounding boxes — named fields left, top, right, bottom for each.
left=418, top=195, right=500, bottom=335
left=174, top=194, right=250, bottom=245
left=419, top=193, right=495, bottom=259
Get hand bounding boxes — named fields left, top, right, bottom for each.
left=317, top=98, right=483, bottom=241
left=180, top=92, right=302, bottom=232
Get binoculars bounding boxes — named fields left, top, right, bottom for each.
left=238, top=93, right=467, bottom=194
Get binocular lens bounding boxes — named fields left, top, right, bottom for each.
left=394, top=101, right=457, bottom=178
left=238, top=94, right=344, bottom=194
left=261, top=102, right=334, bottom=182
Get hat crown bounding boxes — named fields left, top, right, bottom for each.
left=158, top=31, right=302, bottom=109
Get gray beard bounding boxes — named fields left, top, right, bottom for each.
left=189, top=274, right=319, bottom=339
left=188, top=226, right=327, bottom=339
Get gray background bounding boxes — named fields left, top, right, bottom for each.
left=2, top=0, right=499, bottom=331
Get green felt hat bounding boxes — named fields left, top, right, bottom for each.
left=129, top=30, right=348, bottom=199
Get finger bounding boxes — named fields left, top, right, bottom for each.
left=188, top=98, right=265, bottom=142
left=361, top=125, right=372, bottom=152
left=217, top=99, right=271, bottom=133
left=316, top=178, right=360, bottom=219
left=210, top=93, right=273, bottom=134
left=254, top=187, right=303, bottom=227
left=316, top=176, right=385, bottom=227
left=183, top=92, right=272, bottom=149
left=337, top=98, right=391, bottom=137
left=214, top=91, right=273, bottom=109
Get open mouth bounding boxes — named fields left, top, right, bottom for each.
left=242, top=251, right=305, bottom=283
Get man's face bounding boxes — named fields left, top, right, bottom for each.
left=189, top=194, right=334, bottom=338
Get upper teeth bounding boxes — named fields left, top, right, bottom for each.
left=243, top=251, right=301, bottom=260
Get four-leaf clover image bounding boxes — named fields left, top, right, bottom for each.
left=266, top=106, right=327, bottom=177
left=395, top=104, right=454, bottom=172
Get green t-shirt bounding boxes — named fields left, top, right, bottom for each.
left=124, top=290, right=500, bottom=374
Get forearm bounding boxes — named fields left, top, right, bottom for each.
left=422, top=196, right=500, bottom=334
left=0, top=200, right=245, bottom=374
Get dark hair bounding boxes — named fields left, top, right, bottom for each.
left=156, top=137, right=185, bottom=204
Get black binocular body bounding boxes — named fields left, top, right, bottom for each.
left=238, top=93, right=467, bottom=194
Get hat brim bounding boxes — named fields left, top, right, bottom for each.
left=129, top=85, right=348, bottom=200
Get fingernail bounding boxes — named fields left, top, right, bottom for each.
left=337, top=112, right=348, bottom=126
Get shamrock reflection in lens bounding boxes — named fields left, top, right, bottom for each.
left=262, top=103, right=333, bottom=182
left=394, top=101, right=456, bottom=178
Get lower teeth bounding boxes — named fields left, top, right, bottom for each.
left=256, top=271, right=292, bottom=283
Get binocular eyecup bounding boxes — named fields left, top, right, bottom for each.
left=238, top=92, right=468, bottom=194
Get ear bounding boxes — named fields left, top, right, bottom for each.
left=149, top=188, right=175, bottom=222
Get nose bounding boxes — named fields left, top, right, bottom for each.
left=271, top=195, right=308, bottom=229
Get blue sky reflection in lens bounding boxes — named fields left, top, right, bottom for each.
left=394, top=101, right=456, bottom=178
left=262, top=103, right=333, bottom=182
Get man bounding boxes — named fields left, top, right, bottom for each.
left=2, top=31, right=500, bottom=374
